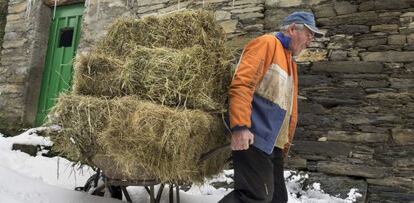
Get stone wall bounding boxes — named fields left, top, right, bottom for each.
left=0, top=0, right=413, bottom=202
left=0, top=0, right=8, bottom=52
left=0, top=0, right=51, bottom=133
left=264, top=1, right=414, bottom=202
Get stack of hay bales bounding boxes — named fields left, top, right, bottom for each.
left=47, top=10, right=233, bottom=183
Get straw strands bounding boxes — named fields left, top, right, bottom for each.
left=49, top=94, right=228, bottom=182
left=95, top=10, right=227, bottom=59
left=48, top=10, right=232, bottom=183
left=74, top=45, right=232, bottom=111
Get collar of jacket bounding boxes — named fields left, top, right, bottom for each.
left=276, top=32, right=291, bottom=50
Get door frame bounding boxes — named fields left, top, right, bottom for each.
left=24, top=2, right=85, bottom=127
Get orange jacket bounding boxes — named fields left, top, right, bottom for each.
left=229, top=33, right=298, bottom=155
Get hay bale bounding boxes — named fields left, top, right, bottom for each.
left=49, top=10, right=232, bottom=183
left=96, top=10, right=227, bottom=59
left=72, top=54, right=125, bottom=96
left=48, top=94, right=229, bottom=182
left=74, top=45, right=232, bottom=111
left=123, top=45, right=232, bottom=111
left=92, top=154, right=156, bottom=181
left=47, top=94, right=116, bottom=163
left=72, top=10, right=233, bottom=111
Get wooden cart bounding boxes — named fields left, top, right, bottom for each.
left=75, top=143, right=230, bottom=203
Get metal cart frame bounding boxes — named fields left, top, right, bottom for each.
left=76, top=143, right=230, bottom=203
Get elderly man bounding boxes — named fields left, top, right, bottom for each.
left=220, top=12, right=323, bottom=203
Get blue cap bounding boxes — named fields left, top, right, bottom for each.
left=282, top=11, right=323, bottom=38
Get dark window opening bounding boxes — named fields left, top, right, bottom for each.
left=59, top=27, right=74, bottom=47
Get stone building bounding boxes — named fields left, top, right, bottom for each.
left=0, top=0, right=413, bottom=202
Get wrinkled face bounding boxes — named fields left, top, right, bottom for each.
left=287, top=23, right=314, bottom=56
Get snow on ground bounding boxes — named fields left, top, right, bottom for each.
left=0, top=128, right=361, bottom=203
left=0, top=166, right=123, bottom=203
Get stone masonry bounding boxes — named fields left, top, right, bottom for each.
left=0, top=0, right=413, bottom=202
left=264, top=1, right=414, bottom=202
left=0, top=0, right=8, bottom=50
left=0, top=0, right=51, bottom=133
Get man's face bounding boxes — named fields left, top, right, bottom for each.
left=288, top=23, right=314, bottom=56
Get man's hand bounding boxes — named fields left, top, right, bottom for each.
left=231, top=129, right=254, bottom=151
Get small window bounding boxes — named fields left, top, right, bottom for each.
left=59, top=27, right=74, bottom=47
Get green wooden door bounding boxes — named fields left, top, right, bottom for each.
left=35, top=4, right=84, bottom=126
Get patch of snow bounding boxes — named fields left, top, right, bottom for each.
left=0, top=128, right=362, bottom=203
left=0, top=166, right=123, bottom=203
left=3, top=127, right=53, bottom=147
left=346, top=188, right=363, bottom=202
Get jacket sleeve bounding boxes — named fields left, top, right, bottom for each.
left=229, top=36, right=276, bottom=131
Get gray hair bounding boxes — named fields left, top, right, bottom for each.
left=279, top=24, right=305, bottom=32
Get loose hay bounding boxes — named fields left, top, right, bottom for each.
left=49, top=10, right=233, bottom=183
left=48, top=94, right=229, bottom=182
left=73, top=45, right=233, bottom=111
left=72, top=53, right=125, bottom=96
left=96, top=10, right=227, bottom=59
left=124, top=46, right=231, bottom=111
left=72, top=10, right=233, bottom=111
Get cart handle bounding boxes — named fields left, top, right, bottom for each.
left=198, top=143, right=230, bottom=163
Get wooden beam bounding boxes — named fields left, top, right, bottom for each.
left=42, top=0, right=85, bottom=7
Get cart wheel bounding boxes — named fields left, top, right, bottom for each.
left=75, top=172, right=104, bottom=194
left=76, top=172, right=123, bottom=200
left=108, top=186, right=123, bottom=200
left=91, top=184, right=105, bottom=196
left=90, top=182, right=123, bottom=200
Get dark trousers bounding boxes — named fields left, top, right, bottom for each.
left=219, top=146, right=288, bottom=203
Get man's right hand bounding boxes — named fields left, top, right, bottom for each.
left=231, top=129, right=254, bottom=151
